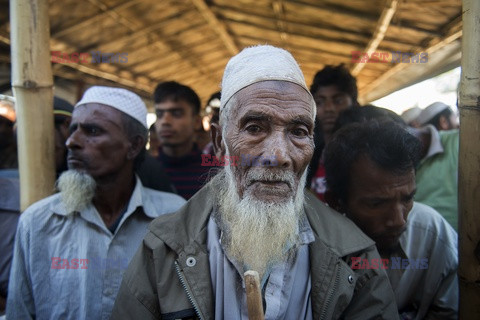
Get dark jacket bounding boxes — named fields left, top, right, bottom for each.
left=111, top=182, right=399, bottom=320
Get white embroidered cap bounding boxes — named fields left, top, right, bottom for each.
left=220, top=45, right=313, bottom=111
left=75, top=86, right=148, bottom=129
left=416, top=102, right=450, bottom=125
left=401, top=107, right=422, bottom=124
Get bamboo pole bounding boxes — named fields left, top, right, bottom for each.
left=244, top=270, right=264, bottom=320
left=458, top=0, right=480, bottom=318
left=10, top=0, right=55, bottom=211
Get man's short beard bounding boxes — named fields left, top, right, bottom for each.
left=56, top=170, right=96, bottom=214
left=213, top=155, right=307, bottom=277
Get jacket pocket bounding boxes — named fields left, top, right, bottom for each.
left=161, top=308, right=198, bottom=320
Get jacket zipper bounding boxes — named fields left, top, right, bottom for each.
left=319, top=261, right=341, bottom=320
left=174, top=261, right=203, bottom=320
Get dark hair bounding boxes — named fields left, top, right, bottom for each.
left=120, top=113, right=148, bottom=169
left=333, top=105, right=406, bottom=133
left=324, top=120, right=420, bottom=203
left=310, top=64, right=359, bottom=105
left=153, top=81, right=201, bottom=115
left=426, top=107, right=453, bottom=129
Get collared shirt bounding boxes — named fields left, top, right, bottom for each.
left=415, top=126, right=459, bottom=230
left=207, top=212, right=315, bottom=319
left=422, top=125, right=444, bottom=160
left=0, top=177, right=20, bottom=299
left=386, top=202, right=458, bottom=319
left=6, top=177, right=185, bottom=320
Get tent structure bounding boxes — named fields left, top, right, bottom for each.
left=2, top=0, right=479, bottom=318
left=0, top=0, right=462, bottom=104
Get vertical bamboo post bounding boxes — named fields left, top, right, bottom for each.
left=10, top=0, right=55, bottom=211
left=458, top=0, right=480, bottom=318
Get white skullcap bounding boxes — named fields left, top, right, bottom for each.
left=401, top=107, right=422, bottom=124
left=416, top=102, right=450, bottom=125
left=75, top=86, right=148, bottom=129
left=220, top=45, right=312, bottom=110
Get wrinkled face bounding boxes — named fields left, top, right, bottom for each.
left=154, top=99, right=199, bottom=147
left=66, top=104, right=132, bottom=180
left=343, top=155, right=416, bottom=253
left=222, top=81, right=315, bottom=202
left=313, top=85, right=353, bottom=135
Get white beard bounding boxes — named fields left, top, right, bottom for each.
left=56, top=170, right=96, bottom=214
left=214, top=151, right=308, bottom=277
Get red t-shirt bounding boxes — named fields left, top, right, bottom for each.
left=310, top=161, right=326, bottom=202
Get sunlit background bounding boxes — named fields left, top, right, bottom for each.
left=372, top=67, right=461, bottom=116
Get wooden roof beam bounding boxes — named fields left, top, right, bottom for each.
left=53, top=59, right=153, bottom=94
left=359, top=19, right=462, bottom=98
left=78, top=11, right=199, bottom=52
left=216, top=3, right=441, bottom=38
left=351, top=0, right=399, bottom=76
left=48, top=35, right=158, bottom=94
left=59, top=1, right=219, bottom=92
left=272, top=1, right=289, bottom=46
left=51, top=0, right=139, bottom=38
left=190, top=0, right=239, bottom=56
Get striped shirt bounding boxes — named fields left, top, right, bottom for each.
left=158, top=145, right=214, bottom=200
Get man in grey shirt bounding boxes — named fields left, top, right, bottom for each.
left=7, top=86, right=185, bottom=320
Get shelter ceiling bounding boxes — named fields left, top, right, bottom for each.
left=0, top=0, right=462, bottom=108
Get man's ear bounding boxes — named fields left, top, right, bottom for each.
left=194, top=114, right=202, bottom=131
left=127, top=135, right=145, bottom=160
left=210, top=123, right=225, bottom=159
left=324, top=190, right=343, bottom=213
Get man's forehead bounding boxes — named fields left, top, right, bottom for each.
left=233, top=81, right=314, bottom=110
left=154, top=99, right=191, bottom=110
left=72, top=103, right=123, bottom=126
left=349, top=156, right=415, bottom=195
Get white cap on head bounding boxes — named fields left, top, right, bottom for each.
left=220, top=45, right=313, bottom=112
left=416, top=102, right=450, bottom=125
left=75, top=86, right=148, bottom=129
left=401, top=107, right=422, bottom=124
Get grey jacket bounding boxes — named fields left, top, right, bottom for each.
left=111, top=183, right=399, bottom=320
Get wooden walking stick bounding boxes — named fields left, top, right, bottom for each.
left=244, top=270, right=265, bottom=320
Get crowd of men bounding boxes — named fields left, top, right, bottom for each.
left=1, top=44, right=459, bottom=319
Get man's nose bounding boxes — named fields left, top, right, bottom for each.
left=262, top=130, right=292, bottom=169
left=323, top=99, right=336, bottom=112
left=386, top=203, right=407, bottom=228
left=158, top=111, right=172, bottom=125
left=65, top=128, right=82, bottom=150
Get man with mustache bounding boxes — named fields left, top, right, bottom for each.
left=323, top=120, right=458, bottom=319
left=6, top=86, right=185, bottom=319
left=111, top=45, right=397, bottom=319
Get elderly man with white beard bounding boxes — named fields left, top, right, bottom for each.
left=6, top=86, right=185, bottom=320
left=111, top=45, right=398, bottom=320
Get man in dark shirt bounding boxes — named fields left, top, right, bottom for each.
left=153, top=81, right=212, bottom=199
left=308, top=65, right=359, bottom=200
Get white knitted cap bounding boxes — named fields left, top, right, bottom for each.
left=75, top=86, right=148, bottom=129
left=401, top=107, right=422, bottom=124
left=220, top=45, right=313, bottom=110
left=416, top=102, right=450, bottom=125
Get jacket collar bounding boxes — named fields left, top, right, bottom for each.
left=151, top=179, right=374, bottom=257
left=50, top=176, right=156, bottom=233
